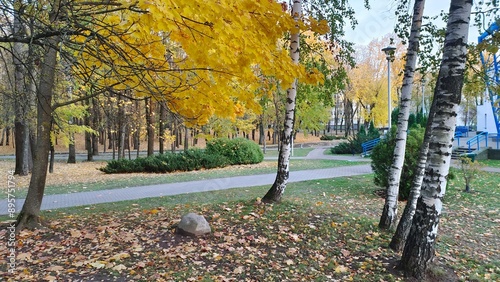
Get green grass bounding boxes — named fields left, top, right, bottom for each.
left=478, top=159, right=500, bottom=168
left=262, top=147, right=314, bottom=157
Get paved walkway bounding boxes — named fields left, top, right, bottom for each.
left=0, top=148, right=370, bottom=215
left=1, top=148, right=498, bottom=215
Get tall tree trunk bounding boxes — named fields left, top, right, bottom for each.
left=85, top=102, right=93, bottom=161
left=262, top=0, right=301, bottom=203
left=49, top=143, right=55, bottom=173
left=135, top=101, right=141, bottom=158
left=13, top=2, right=31, bottom=176
left=259, top=121, right=265, bottom=145
left=159, top=101, right=166, bottom=154
left=390, top=81, right=436, bottom=251
left=146, top=97, right=155, bottom=156
left=379, top=0, right=425, bottom=230
left=5, top=127, right=9, bottom=146
left=0, top=128, right=5, bottom=146
left=102, top=129, right=106, bottom=153
left=16, top=12, right=60, bottom=231
left=67, top=135, right=76, bottom=163
left=184, top=127, right=189, bottom=151
left=390, top=127, right=431, bottom=251
left=400, top=1, right=471, bottom=278
left=117, top=95, right=123, bottom=159
left=91, top=97, right=99, bottom=156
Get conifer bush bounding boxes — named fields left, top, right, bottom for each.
left=370, top=125, right=425, bottom=200
left=100, top=139, right=261, bottom=174
left=205, top=137, right=263, bottom=165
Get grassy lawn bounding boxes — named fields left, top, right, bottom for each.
left=262, top=147, right=314, bottom=157
left=1, top=167, right=497, bottom=281
left=478, top=159, right=500, bottom=168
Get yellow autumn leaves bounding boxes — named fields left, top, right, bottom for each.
left=70, top=0, right=329, bottom=126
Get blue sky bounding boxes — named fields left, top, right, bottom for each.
left=345, top=1, right=482, bottom=46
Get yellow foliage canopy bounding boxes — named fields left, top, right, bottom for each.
left=71, top=0, right=326, bottom=126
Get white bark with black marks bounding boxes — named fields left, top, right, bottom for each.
left=379, top=0, right=426, bottom=230
left=262, top=0, right=301, bottom=203
left=400, top=0, right=472, bottom=278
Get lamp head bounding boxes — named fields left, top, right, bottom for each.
left=381, top=45, right=396, bottom=60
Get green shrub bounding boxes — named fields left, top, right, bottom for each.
left=370, top=125, right=425, bottom=200
left=330, top=122, right=380, bottom=154
left=320, top=135, right=335, bottom=140
left=99, top=139, right=260, bottom=174
left=201, top=153, right=230, bottom=169
left=206, top=137, right=263, bottom=165
left=99, top=159, right=144, bottom=174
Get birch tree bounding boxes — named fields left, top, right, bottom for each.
left=262, top=0, right=302, bottom=203
left=399, top=0, right=472, bottom=278
left=378, top=0, right=426, bottom=230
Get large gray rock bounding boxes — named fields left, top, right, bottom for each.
left=176, top=213, right=211, bottom=236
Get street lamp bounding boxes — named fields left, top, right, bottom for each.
left=382, top=45, right=396, bottom=129
left=421, top=78, right=426, bottom=115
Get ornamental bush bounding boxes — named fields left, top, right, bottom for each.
left=370, top=125, right=425, bottom=200
left=100, top=138, right=262, bottom=174
left=205, top=137, right=263, bottom=165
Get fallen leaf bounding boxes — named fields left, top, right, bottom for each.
left=46, top=265, right=64, bottom=272
left=110, top=252, right=130, bottom=261
left=89, top=261, right=106, bottom=269
left=69, top=229, right=81, bottom=238
left=113, top=264, right=127, bottom=271
left=335, top=265, right=349, bottom=273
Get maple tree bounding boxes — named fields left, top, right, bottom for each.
left=345, top=37, right=404, bottom=129
left=0, top=0, right=330, bottom=230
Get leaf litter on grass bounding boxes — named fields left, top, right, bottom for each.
left=0, top=199, right=404, bottom=281
left=0, top=173, right=498, bottom=281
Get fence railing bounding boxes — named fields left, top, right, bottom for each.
left=466, top=131, right=488, bottom=152
left=361, top=138, right=380, bottom=156
left=454, top=132, right=463, bottom=147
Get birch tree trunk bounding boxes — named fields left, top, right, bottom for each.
left=262, top=0, right=301, bottom=203
left=16, top=3, right=61, bottom=231
left=379, top=0, right=425, bottom=230
left=389, top=120, right=431, bottom=251
left=400, top=1, right=472, bottom=278
left=390, top=76, right=440, bottom=251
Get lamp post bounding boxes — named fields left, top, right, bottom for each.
left=382, top=45, right=396, bottom=129
left=421, top=78, right=426, bottom=115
